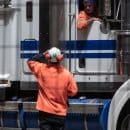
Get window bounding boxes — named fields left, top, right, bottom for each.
left=26, top=1, right=33, bottom=22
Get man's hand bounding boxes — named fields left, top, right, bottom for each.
left=92, top=17, right=101, bottom=21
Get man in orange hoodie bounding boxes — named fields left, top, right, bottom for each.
left=27, top=47, right=78, bottom=130
left=77, top=0, right=101, bottom=30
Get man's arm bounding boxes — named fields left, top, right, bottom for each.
left=77, top=11, right=88, bottom=30
left=67, top=74, right=78, bottom=97
left=77, top=11, right=101, bottom=30
left=28, top=53, right=44, bottom=62
left=27, top=53, right=45, bottom=77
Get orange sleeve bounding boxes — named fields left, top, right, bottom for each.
left=67, top=73, right=78, bottom=97
left=77, top=11, right=88, bottom=30
left=27, top=60, right=43, bottom=78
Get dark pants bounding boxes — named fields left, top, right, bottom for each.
left=39, top=111, right=66, bottom=130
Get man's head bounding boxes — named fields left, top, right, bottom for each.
left=83, top=0, right=96, bottom=15
left=44, top=47, right=63, bottom=63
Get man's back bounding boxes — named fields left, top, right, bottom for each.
left=27, top=47, right=78, bottom=130
left=27, top=57, right=78, bottom=116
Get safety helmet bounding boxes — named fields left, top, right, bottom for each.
left=44, top=47, right=63, bottom=62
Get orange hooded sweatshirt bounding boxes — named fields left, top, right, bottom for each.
left=77, top=11, right=90, bottom=29
left=27, top=54, right=78, bottom=116
left=77, top=10, right=100, bottom=30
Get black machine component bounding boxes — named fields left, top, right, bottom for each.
left=0, top=0, right=11, bottom=7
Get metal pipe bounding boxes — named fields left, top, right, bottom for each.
left=114, top=0, right=116, bottom=18
left=115, top=0, right=121, bottom=20
left=68, top=0, right=71, bottom=71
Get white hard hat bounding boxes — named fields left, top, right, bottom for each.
left=48, top=47, right=61, bottom=62
left=44, top=47, right=63, bottom=62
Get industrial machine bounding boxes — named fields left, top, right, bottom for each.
left=0, top=0, right=130, bottom=130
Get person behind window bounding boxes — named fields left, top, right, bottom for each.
left=27, top=47, right=78, bottom=130
left=77, top=0, right=101, bottom=30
